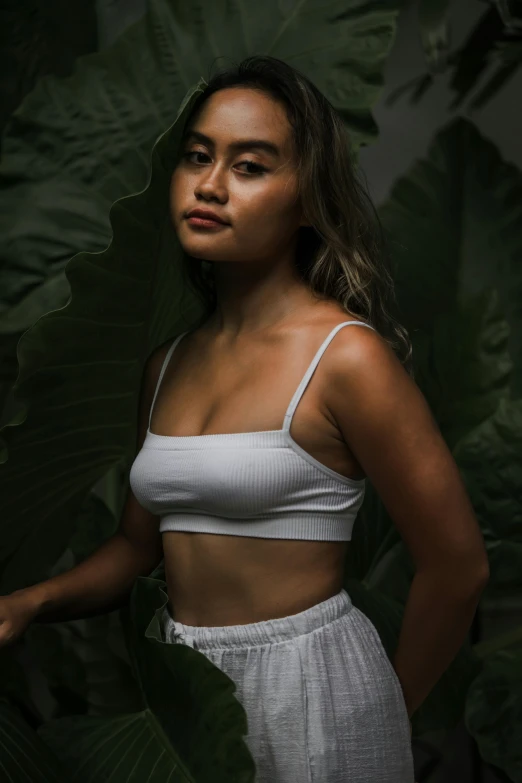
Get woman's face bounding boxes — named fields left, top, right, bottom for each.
left=170, top=87, right=307, bottom=265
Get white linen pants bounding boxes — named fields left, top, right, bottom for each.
left=162, top=587, right=415, bottom=782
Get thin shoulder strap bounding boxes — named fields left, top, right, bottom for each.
left=148, top=331, right=190, bottom=429
left=282, top=321, right=376, bottom=433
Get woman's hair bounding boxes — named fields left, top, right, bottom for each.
left=178, top=55, right=414, bottom=378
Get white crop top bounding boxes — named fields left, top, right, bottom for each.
left=129, top=320, right=376, bottom=541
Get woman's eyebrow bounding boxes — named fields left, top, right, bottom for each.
left=183, top=129, right=281, bottom=158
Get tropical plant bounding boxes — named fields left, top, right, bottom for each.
left=1, top=79, right=520, bottom=783
left=0, top=0, right=99, bottom=147
left=0, top=0, right=400, bottom=423
left=376, top=115, right=522, bottom=781
left=0, top=0, right=420, bottom=779
left=1, top=0, right=521, bottom=779
left=392, top=0, right=522, bottom=110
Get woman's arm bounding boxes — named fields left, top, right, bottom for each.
left=13, top=531, right=162, bottom=623
left=326, top=327, right=490, bottom=715
left=394, top=565, right=487, bottom=717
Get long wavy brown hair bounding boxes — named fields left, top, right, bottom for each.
left=177, top=55, right=414, bottom=378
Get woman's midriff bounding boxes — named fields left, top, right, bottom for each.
left=162, top=532, right=349, bottom=626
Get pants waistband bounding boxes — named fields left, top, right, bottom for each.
left=162, top=587, right=353, bottom=650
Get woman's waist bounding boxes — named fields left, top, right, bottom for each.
left=162, top=531, right=348, bottom=626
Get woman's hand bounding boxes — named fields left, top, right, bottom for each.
left=0, top=591, right=40, bottom=648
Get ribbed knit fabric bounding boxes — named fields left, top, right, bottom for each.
left=129, top=321, right=376, bottom=540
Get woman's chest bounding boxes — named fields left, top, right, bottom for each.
left=149, top=330, right=365, bottom=483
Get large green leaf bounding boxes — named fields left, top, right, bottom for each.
left=0, top=0, right=400, bottom=336
left=0, top=0, right=98, bottom=146
left=37, top=576, right=256, bottom=782
left=380, top=117, right=522, bottom=401
left=0, top=697, right=67, bottom=782
left=0, top=0, right=402, bottom=583
left=378, top=118, right=522, bottom=589
left=0, top=0, right=401, bottom=586
left=454, top=397, right=522, bottom=599
left=347, top=118, right=522, bottom=738
left=24, top=493, right=143, bottom=720
left=0, top=642, right=37, bottom=725
left=0, top=78, right=206, bottom=592
left=465, top=644, right=522, bottom=782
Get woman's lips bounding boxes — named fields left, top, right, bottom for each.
left=187, top=216, right=229, bottom=228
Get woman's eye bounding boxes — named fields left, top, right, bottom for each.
left=183, top=151, right=207, bottom=165
left=237, top=160, right=267, bottom=175
left=182, top=151, right=266, bottom=175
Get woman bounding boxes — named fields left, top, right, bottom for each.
left=2, top=56, right=489, bottom=782
left=128, top=55, right=489, bottom=781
